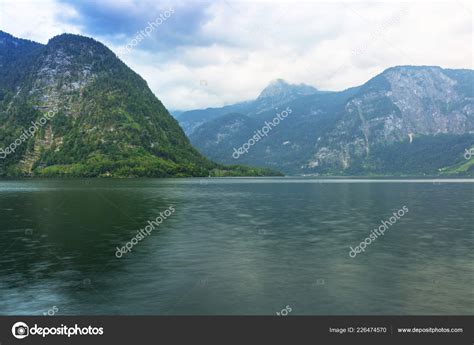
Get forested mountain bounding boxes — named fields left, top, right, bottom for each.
left=0, top=31, right=279, bottom=177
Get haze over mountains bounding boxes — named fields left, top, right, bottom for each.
left=0, top=31, right=277, bottom=177
left=179, top=66, right=474, bottom=176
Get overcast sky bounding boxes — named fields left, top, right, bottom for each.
left=0, top=0, right=472, bottom=110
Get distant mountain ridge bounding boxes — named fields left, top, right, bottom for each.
left=177, top=79, right=321, bottom=135
left=185, top=66, right=474, bottom=176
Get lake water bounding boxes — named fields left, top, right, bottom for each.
left=0, top=178, right=472, bottom=315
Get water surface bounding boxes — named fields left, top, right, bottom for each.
left=0, top=178, right=472, bottom=315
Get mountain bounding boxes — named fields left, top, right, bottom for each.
left=187, top=66, right=474, bottom=176
left=177, top=79, right=320, bottom=135
left=0, top=31, right=280, bottom=177
left=254, top=78, right=320, bottom=113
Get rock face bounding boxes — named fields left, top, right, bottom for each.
left=0, top=31, right=215, bottom=177
left=187, top=66, right=474, bottom=175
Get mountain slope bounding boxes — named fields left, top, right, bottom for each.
left=188, top=66, right=474, bottom=176
left=0, top=32, right=279, bottom=177
left=177, top=79, right=320, bottom=135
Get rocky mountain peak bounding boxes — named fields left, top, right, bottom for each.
left=257, top=79, right=318, bottom=101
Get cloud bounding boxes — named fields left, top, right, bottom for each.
left=0, top=0, right=472, bottom=110
left=0, top=0, right=81, bottom=43
left=57, top=0, right=214, bottom=49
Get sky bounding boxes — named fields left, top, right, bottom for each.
left=0, top=0, right=472, bottom=110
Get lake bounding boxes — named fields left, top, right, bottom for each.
left=0, top=178, right=472, bottom=315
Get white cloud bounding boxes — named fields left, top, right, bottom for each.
left=0, top=0, right=80, bottom=43
left=1, top=0, right=472, bottom=110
